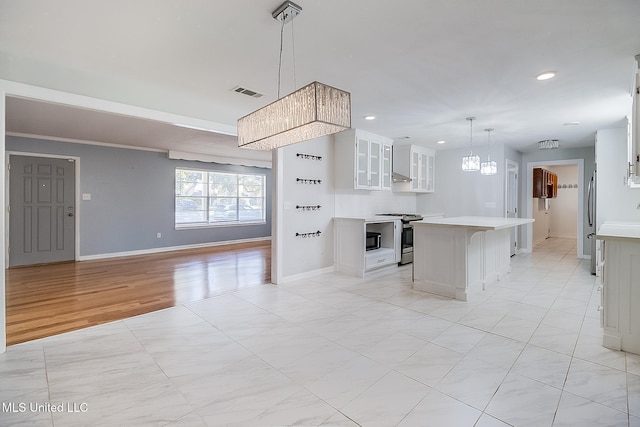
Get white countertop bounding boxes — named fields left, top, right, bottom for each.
left=414, top=216, right=534, bottom=231
left=420, top=212, right=445, bottom=218
left=334, top=213, right=443, bottom=223
left=334, top=215, right=401, bottom=223
left=597, top=221, right=640, bottom=241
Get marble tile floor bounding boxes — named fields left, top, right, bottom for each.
left=1, top=237, right=639, bottom=426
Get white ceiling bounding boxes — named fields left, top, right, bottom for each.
left=1, top=0, right=639, bottom=154
left=5, top=96, right=272, bottom=164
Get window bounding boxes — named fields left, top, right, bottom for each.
left=175, top=168, right=266, bottom=227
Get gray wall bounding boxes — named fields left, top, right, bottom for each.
left=7, top=136, right=272, bottom=257
left=419, top=143, right=507, bottom=218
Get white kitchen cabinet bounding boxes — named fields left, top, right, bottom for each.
left=597, top=222, right=640, bottom=355
left=334, top=217, right=400, bottom=277
left=335, top=129, right=393, bottom=191
left=627, top=58, right=639, bottom=187
left=382, top=143, right=392, bottom=189
left=393, top=145, right=435, bottom=193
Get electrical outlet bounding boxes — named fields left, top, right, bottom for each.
left=156, top=232, right=162, bottom=239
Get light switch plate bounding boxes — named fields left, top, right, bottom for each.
left=82, top=193, right=91, bottom=201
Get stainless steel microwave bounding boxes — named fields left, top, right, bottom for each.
left=365, top=231, right=381, bottom=251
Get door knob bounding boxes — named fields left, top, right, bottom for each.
left=68, top=213, right=74, bottom=217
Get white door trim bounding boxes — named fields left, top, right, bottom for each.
left=525, top=159, right=585, bottom=257
left=505, top=159, right=519, bottom=254
left=6, top=151, right=81, bottom=266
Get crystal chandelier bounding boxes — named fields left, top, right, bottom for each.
left=238, top=1, right=351, bottom=150
left=480, top=128, right=497, bottom=175
left=538, top=139, right=559, bottom=150
left=461, top=117, right=480, bottom=171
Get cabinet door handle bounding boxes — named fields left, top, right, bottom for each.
left=597, top=306, right=603, bottom=312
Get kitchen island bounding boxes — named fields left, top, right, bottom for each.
left=412, top=216, right=534, bottom=301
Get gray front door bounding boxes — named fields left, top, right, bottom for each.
left=9, top=155, right=76, bottom=266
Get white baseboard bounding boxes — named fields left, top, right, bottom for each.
left=549, top=234, right=577, bottom=239
left=532, top=237, right=547, bottom=246
left=276, top=265, right=335, bottom=284
left=78, top=237, right=271, bottom=261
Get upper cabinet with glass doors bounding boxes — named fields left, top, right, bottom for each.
left=335, top=129, right=393, bottom=191
left=393, top=145, right=435, bottom=193
left=628, top=55, right=640, bottom=187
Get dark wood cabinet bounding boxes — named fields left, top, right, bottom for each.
left=533, top=167, right=558, bottom=198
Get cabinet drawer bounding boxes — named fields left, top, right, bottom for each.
left=365, top=250, right=395, bottom=270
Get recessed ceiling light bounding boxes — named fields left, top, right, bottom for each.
left=536, top=71, right=556, bottom=81
left=563, top=121, right=581, bottom=126
left=437, top=140, right=446, bottom=144
left=364, top=115, right=376, bottom=120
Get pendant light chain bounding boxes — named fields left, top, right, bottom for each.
left=276, top=10, right=298, bottom=98
left=277, top=17, right=285, bottom=99
left=291, top=16, right=297, bottom=91
left=469, top=117, right=474, bottom=155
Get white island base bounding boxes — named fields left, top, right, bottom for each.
left=412, top=216, right=534, bottom=301
left=596, top=221, right=640, bottom=355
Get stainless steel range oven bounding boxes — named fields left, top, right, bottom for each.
left=400, top=223, right=414, bottom=265
left=377, top=213, right=423, bottom=265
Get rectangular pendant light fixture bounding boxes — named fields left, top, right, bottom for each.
left=238, top=81, right=351, bottom=150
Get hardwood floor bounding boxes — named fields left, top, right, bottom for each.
left=5, top=241, right=271, bottom=346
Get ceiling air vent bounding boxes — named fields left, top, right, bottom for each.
left=231, top=86, right=263, bottom=98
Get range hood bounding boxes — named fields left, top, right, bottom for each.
left=392, top=171, right=412, bottom=183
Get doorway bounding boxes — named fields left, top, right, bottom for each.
left=533, top=165, right=579, bottom=244
left=525, top=159, right=584, bottom=257
left=8, top=154, right=78, bottom=266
